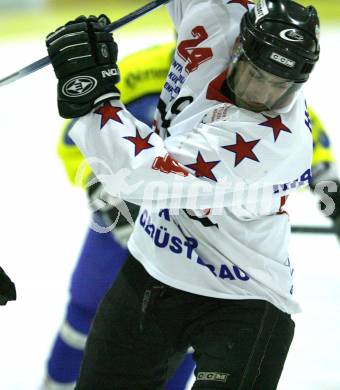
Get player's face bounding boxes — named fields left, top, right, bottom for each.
left=230, top=60, right=294, bottom=113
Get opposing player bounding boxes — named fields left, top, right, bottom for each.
left=46, top=0, right=320, bottom=388
left=309, top=110, right=340, bottom=226
left=42, top=43, right=195, bottom=390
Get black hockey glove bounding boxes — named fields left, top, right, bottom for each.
left=0, top=267, right=16, bottom=306
left=46, top=14, right=120, bottom=118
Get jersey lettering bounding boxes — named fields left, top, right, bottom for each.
left=152, top=154, right=189, bottom=176
left=178, top=26, right=213, bottom=73
left=157, top=96, right=194, bottom=133
left=157, top=98, right=171, bottom=130
left=183, top=209, right=218, bottom=228
left=305, top=109, right=312, bottom=133
left=171, top=96, right=194, bottom=115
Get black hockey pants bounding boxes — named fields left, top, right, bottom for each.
left=75, top=254, right=294, bottom=390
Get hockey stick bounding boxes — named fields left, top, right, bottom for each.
left=291, top=225, right=339, bottom=234
left=0, top=0, right=171, bottom=88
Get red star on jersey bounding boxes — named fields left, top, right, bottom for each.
left=222, top=133, right=260, bottom=167
left=186, top=152, right=220, bottom=181
left=259, top=115, right=291, bottom=142
left=227, top=0, right=254, bottom=9
left=123, top=128, right=154, bottom=156
left=94, top=102, right=123, bottom=128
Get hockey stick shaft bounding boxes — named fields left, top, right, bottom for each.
left=0, top=0, right=170, bottom=87
left=291, top=225, right=339, bottom=234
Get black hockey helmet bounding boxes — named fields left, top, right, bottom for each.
left=227, top=0, right=320, bottom=113
left=240, top=0, right=320, bottom=82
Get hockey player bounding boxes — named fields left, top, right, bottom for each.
left=45, top=60, right=339, bottom=390
left=46, top=0, right=320, bottom=388
left=42, top=43, right=195, bottom=390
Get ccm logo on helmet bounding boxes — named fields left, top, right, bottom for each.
left=270, top=52, right=296, bottom=68
left=62, top=76, right=97, bottom=98
left=279, top=29, right=304, bottom=42
left=102, top=68, right=119, bottom=78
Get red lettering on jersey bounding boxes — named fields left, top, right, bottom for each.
left=277, top=195, right=289, bottom=215
left=178, top=26, right=213, bottom=73
left=152, top=154, right=189, bottom=177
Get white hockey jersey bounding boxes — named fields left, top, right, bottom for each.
left=70, top=0, right=313, bottom=314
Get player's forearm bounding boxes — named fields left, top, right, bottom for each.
left=69, top=101, right=298, bottom=212
left=69, top=100, right=220, bottom=209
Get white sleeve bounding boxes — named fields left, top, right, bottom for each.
left=70, top=100, right=227, bottom=210
left=167, top=0, right=213, bottom=31
left=69, top=100, right=310, bottom=211
left=167, top=0, right=251, bottom=32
